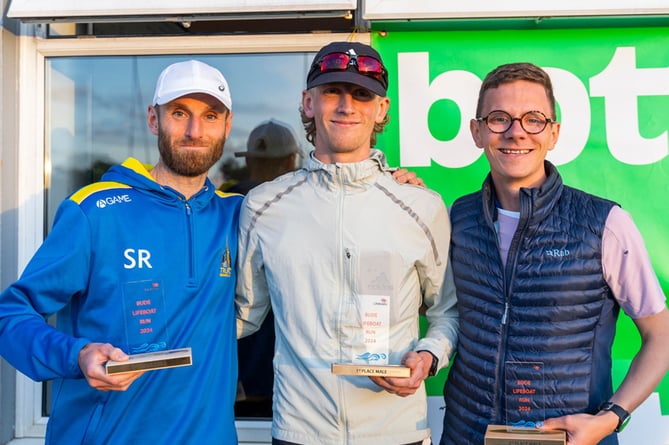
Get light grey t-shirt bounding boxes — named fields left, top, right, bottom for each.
left=494, top=205, right=665, bottom=319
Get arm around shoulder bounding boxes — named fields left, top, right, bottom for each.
left=415, top=198, right=458, bottom=371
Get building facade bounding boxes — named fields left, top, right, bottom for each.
left=1, top=1, right=668, bottom=444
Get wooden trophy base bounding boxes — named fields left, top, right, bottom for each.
left=331, top=363, right=410, bottom=377
left=106, top=347, right=192, bottom=375
left=484, top=425, right=566, bottom=445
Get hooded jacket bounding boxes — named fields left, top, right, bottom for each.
left=441, top=162, right=619, bottom=445
left=236, top=149, right=459, bottom=445
left=0, top=158, right=242, bottom=444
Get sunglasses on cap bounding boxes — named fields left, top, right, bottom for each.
left=314, top=52, right=386, bottom=80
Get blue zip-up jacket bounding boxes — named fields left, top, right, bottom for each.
left=441, top=162, right=618, bottom=445
left=0, top=157, right=242, bottom=444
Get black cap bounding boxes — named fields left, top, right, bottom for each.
left=306, top=41, right=388, bottom=97
left=234, top=119, right=299, bottom=159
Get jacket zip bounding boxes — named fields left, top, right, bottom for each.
left=490, top=190, right=532, bottom=424
left=335, top=166, right=351, bottom=444
left=185, top=201, right=196, bottom=286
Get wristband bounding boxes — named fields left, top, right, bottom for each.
left=598, top=401, right=630, bottom=433
left=417, top=350, right=438, bottom=376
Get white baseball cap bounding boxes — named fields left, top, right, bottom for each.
left=152, top=60, right=232, bottom=110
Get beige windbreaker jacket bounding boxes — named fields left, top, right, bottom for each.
left=236, top=149, right=458, bottom=445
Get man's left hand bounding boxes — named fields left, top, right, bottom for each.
left=538, top=411, right=618, bottom=445
left=369, top=350, right=433, bottom=397
left=391, top=169, right=425, bottom=187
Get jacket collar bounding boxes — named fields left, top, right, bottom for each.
left=102, top=157, right=216, bottom=209
left=482, top=160, right=564, bottom=226
left=302, top=149, right=391, bottom=190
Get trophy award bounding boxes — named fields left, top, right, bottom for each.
left=106, top=347, right=192, bottom=374
left=332, top=256, right=410, bottom=378
left=108, top=280, right=192, bottom=375
left=484, top=361, right=565, bottom=445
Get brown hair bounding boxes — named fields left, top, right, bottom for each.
left=476, top=62, right=556, bottom=119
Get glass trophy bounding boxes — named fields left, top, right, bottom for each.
left=504, top=361, right=545, bottom=429
left=331, top=253, right=410, bottom=378
left=484, top=361, right=565, bottom=444
left=111, top=280, right=193, bottom=375
left=122, top=279, right=170, bottom=354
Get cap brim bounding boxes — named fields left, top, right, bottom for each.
left=307, top=71, right=386, bottom=97
left=155, top=88, right=231, bottom=110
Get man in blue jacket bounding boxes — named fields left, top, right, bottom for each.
left=0, top=60, right=242, bottom=444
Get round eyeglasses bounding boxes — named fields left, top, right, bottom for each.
left=476, top=110, right=556, bottom=134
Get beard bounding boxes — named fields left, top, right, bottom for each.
left=156, top=126, right=226, bottom=178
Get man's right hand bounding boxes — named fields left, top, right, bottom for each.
left=78, top=342, right=145, bottom=391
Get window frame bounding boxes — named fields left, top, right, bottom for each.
left=10, top=30, right=369, bottom=444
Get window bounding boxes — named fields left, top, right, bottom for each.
left=46, top=53, right=313, bottom=228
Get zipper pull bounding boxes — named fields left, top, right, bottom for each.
left=501, top=302, right=509, bottom=325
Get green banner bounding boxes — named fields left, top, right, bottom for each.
left=373, top=28, right=669, bottom=416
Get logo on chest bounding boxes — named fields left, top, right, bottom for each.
left=544, top=248, right=570, bottom=258
left=219, top=245, right=232, bottom=277
left=123, top=248, right=153, bottom=269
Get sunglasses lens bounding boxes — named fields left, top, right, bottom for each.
left=357, top=56, right=384, bottom=78
left=320, top=53, right=349, bottom=72
left=315, top=52, right=385, bottom=86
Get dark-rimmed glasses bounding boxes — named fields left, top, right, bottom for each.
left=476, top=110, right=556, bottom=134
left=314, top=52, right=386, bottom=80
